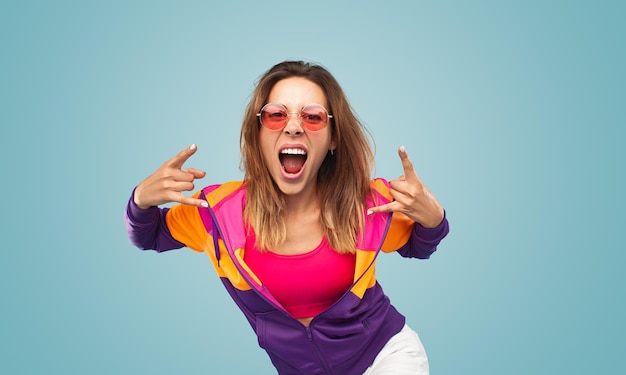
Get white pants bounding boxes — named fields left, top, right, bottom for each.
left=362, top=324, right=429, bottom=375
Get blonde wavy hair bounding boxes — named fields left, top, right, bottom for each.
left=240, top=61, right=374, bottom=254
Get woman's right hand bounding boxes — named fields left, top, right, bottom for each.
left=133, top=144, right=208, bottom=209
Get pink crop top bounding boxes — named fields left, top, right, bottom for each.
left=244, top=233, right=356, bottom=319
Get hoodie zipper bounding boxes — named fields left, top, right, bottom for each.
left=306, top=325, right=333, bottom=374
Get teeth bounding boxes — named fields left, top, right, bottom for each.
left=280, top=148, right=307, bottom=155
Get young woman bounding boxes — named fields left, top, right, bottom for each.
left=125, top=61, right=449, bottom=375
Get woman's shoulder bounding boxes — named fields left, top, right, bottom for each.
left=202, top=180, right=246, bottom=193
left=201, top=180, right=247, bottom=204
left=369, top=178, right=391, bottom=199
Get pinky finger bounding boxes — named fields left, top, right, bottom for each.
left=177, top=194, right=209, bottom=208
left=367, top=202, right=398, bottom=215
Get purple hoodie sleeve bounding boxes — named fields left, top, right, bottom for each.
left=396, top=212, right=449, bottom=259
left=124, top=188, right=185, bottom=252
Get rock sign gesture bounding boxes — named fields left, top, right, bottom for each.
left=133, top=144, right=208, bottom=210
left=133, top=144, right=444, bottom=230
left=367, top=146, right=445, bottom=228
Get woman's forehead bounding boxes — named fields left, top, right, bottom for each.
left=268, top=77, right=327, bottom=109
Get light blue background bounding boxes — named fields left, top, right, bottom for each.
left=2, top=1, right=624, bottom=374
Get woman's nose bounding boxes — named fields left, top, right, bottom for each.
left=283, top=112, right=303, bottom=135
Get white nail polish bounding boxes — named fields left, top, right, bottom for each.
left=190, top=144, right=197, bottom=150
left=201, top=201, right=208, bottom=208
left=367, top=210, right=373, bottom=216
left=399, top=145, right=406, bottom=153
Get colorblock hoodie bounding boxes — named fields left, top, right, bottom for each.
left=124, top=179, right=449, bottom=375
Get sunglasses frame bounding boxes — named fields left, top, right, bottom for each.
left=257, top=103, right=333, bottom=131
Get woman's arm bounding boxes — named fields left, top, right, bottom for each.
left=396, top=212, right=449, bottom=259
left=124, top=189, right=186, bottom=252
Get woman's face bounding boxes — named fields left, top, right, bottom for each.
left=259, top=77, right=335, bottom=199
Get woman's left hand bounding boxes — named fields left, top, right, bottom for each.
left=367, top=146, right=444, bottom=228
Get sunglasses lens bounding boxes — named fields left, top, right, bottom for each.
left=260, top=104, right=288, bottom=130
left=301, top=105, right=329, bottom=131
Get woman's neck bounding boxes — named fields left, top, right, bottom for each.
left=282, top=184, right=319, bottom=215
left=273, top=186, right=324, bottom=255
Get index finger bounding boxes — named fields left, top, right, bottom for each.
left=397, top=145, right=420, bottom=183
left=165, top=144, right=198, bottom=169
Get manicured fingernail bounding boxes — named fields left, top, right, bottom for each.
left=367, top=210, right=373, bottom=216
left=399, top=145, right=406, bottom=153
left=190, top=144, right=197, bottom=150
left=201, top=201, right=208, bottom=208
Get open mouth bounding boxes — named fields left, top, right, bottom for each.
left=279, top=148, right=307, bottom=174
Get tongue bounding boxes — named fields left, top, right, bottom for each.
left=282, top=154, right=306, bottom=174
